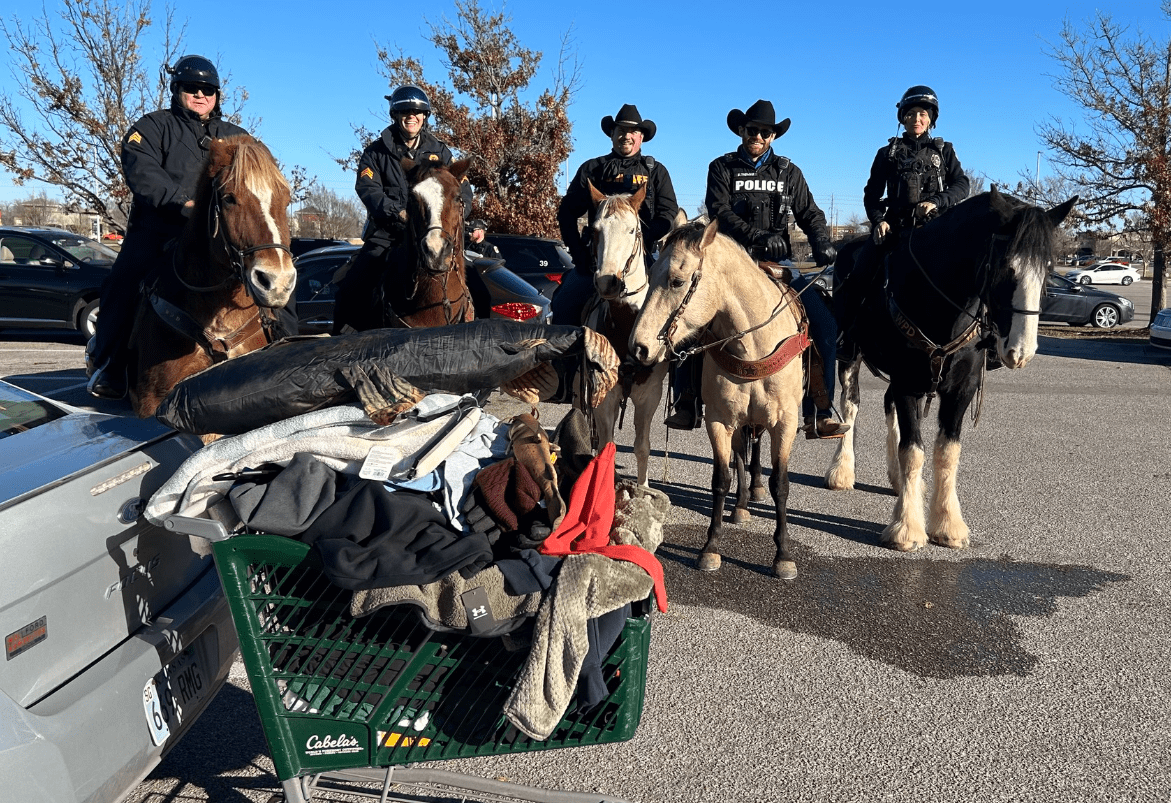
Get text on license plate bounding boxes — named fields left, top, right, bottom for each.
left=142, top=648, right=208, bottom=746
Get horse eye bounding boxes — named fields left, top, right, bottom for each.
left=221, top=193, right=237, bottom=205
left=670, top=277, right=685, bottom=289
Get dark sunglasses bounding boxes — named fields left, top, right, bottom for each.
left=744, top=126, right=773, bottom=139
left=179, top=83, right=217, bottom=97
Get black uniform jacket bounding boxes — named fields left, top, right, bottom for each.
left=705, top=146, right=830, bottom=260
left=557, top=151, right=679, bottom=274
left=863, top=132, right=969, bottom=227
left=356, top=126, right=471, bottom=246
left=121, top=100, right=247, bottom=239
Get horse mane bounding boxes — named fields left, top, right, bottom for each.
left=660, top=220, right=709, bottom=252
left=217, top=136, right=290, bottom=195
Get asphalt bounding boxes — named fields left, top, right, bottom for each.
left=2, top=331, right=1169, bottom=803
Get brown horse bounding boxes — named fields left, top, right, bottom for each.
left=631, top=220, right=809, bottom=579
left=128, top=135, right=296, bottom=417
left=333, top=158, right=474, bottom=331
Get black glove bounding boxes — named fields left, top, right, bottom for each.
left=812, top=240, right=837, bottom=266
left=764, top=233, right=787, bottom=261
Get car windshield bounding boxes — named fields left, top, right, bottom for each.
left=48, top=234, right=118, bottom=263
left=0, top=384, right=66, bottom=439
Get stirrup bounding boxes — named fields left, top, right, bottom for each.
left=804, top=416, right=849, bottom=440
left=664, top=398, right=702, bottom=430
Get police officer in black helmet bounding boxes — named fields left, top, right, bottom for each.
left=664, top=100, right=847, bottom=439
left=552, top=104, right=679, bottom=326
left=87, top=54, right=250, bottom=399
left=864, top=85, right=969, bottom=243
left=334, top=84, right=475, bottom=333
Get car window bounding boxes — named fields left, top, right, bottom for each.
left=296, top=255, right=350, bottom=303
left=0, top=235, right=47, bottom=265
left=49, top=234, right=117, bottom=263
left=491, top=239, right=555, bottom=267
left=0, top=385, right=66, bottom=439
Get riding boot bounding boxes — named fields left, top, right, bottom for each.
left=804, top=415, right=849, bottom=440
left=87, top=356, right=127, bottom=400
left=803, top=343, right=848, bottom=439
left=664, top=355, right=703, bottom=430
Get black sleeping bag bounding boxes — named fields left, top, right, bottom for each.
left=155, top=320, right=589, bottom=435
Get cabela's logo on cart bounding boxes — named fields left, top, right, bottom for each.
left=305, top=732, right=363, bottom=756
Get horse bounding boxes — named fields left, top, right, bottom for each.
left=825, top=188, right=1076, bottom=551
left=630, top=220, right=810, bottom=579
left=332, top=158, right=474, bottom=332
left=580, top=181, right=671, bottom=485
left=128, top=134, right=296, bottom=418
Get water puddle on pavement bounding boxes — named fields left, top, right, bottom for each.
left=659, top=524, right=1129, bottom=678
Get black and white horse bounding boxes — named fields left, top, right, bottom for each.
left=827, top=188, right=1076, bottom=551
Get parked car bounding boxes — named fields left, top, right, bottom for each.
left=1041, top=273, right=1135, bottom=328
left=293, top=244, right=551, bottom=335
left=481, top=234, right=574, bottom=297
left=1151, top=307, right=1171, bottom=350
left=290, top=237, right=351, bottom=258
left=0, top=227, right=118, bottom=339
left=1064, top=261, right=1142, bottom=285
left=0, top=380, right=237, bottom=803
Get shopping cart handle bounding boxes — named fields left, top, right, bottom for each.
left=163, top=514, right=231, bottom=542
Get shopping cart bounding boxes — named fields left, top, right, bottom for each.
left=167, top=518, right=650, bottom=803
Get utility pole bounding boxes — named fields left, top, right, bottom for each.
left=1035, top=151, right=1042, bottom=201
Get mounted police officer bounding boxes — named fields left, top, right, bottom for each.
left=863, top=85, right=969, bottom=244
left=465, top=219, right=502, bottom=260
left=334, top=84, right=477, bottom=333
left=552, top=104, right=679, bottom=326
left=87, top=54, right=253, bottom=399
left=664, top=100, right=846, bottom=439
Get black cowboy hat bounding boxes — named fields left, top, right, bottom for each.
left=726, top=100, right=791, bottom=138
left=601, top=104, right=656, bottom=142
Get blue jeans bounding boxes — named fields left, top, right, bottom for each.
left=550, top=269, right=596, bottom=326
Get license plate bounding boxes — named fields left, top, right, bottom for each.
left=142, top=648, right=208, bottom=746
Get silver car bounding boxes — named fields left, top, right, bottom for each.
left=0, top=381, right=237, bottom=802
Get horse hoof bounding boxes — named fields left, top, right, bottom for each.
left=881, top=523, right=926, bottom=552
left=825, top=465, right=855, bottom=491
left=697, top=552, right=721, bottom=572
left=731, top=508, right=750, bottom=524
left=751, top=487, right=769, bottom=503
left=773, top=560, right=798, bottom=580
left=930, top=533, right=971, bottom=549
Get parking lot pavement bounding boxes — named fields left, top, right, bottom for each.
left=4, top=333, right=1170, bottom=803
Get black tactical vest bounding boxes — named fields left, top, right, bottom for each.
left=887, top=137, right=946, bottom=208
left=724, top=153, right=793, bottom=233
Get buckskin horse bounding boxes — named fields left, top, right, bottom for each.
left=128, top=134, right=296, bottom=418
left=826, top=188, right=1076, bottom=551
left=581, top=181, right=672, bottom=486
left=332, top=158, right=474, bottom=332
left=631, top=220, right=811, bottom=579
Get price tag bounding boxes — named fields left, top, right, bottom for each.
left=359, top=445, right=404, bottom=481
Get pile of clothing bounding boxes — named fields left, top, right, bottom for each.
left=147, top=388, right=669, bottom=740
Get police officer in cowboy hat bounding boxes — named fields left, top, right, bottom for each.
left=87, top=54, right=254, bottom=399
left=334, top=84, right=477, bottom=333
left=552, top=103, right=679, bottom=326
left=664, top=99, right=847, bottom=439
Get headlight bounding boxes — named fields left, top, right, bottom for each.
left=1121, top=298, right=1133, bottom=308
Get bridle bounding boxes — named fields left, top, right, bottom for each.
left=402, top=189, right=470, bottom=326
left=172, top=176, right=292, bottom=297
left=592, top=210, right=648, bottom=299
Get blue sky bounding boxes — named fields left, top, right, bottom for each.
left=1, top=0, right=1167, bottom=226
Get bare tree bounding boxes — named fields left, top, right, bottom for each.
left=340, top=0, right=579, bottom=238
left=0, top=0, right=315, bottom=231
left=1037, top=4, right=1171, bottom=321
left=299, top=186, right=363, bottom=239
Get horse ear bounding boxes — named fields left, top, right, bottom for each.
left=1047, top=196, right=1078, bottom=227
left=672, top=207, right=688, bottom=231
left=588, top=180, right=606, bottom=209
left=701, top=218, right=720, bottom=250
left=449, top=157, right=473, bottom=182
left=627, top=182, right=647, bottom=214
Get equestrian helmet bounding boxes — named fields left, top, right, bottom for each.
left=897, top=85, right=939, bottom=126
left=168, top=55, right=220, bottom=91
left=387, top=85, right=432, bottom=116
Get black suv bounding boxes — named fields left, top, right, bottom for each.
left=481, top=234, right=573, bottom=297
left=0, top=227, right=118, bottom=339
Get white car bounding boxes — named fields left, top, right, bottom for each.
left=1151, top=308, right=1171, bottom=350
left=1064, top=261, right=1142, bottom=286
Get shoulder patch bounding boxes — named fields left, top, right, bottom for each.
left=360, top=167, right=375, bottom=180
left=127, top=131, right=142, bottom=145
left=428, top=153, right=439, bottom=161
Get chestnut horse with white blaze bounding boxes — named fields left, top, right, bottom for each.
left=128, top=134, right=295, bottom=417
left=631, top=220, right=809, bottom=579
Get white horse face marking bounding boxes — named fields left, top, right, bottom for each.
left=242, top=170, right=295, bottom=307
left=413, top=176, right=447, bottom=262
left=593, top=203, right=644, bottom=301
left=998, top=255, right=1043, bottom=369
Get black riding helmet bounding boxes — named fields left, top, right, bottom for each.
left=167, top=55, right=220, bottom=92
left=897, top=85, right=939, bottom=127
left=386, top=85, right=432, bottom=116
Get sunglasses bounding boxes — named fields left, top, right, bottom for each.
left=179, top=83, right=217, bottom=97
left=744, top=126, right=773, bottom=139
